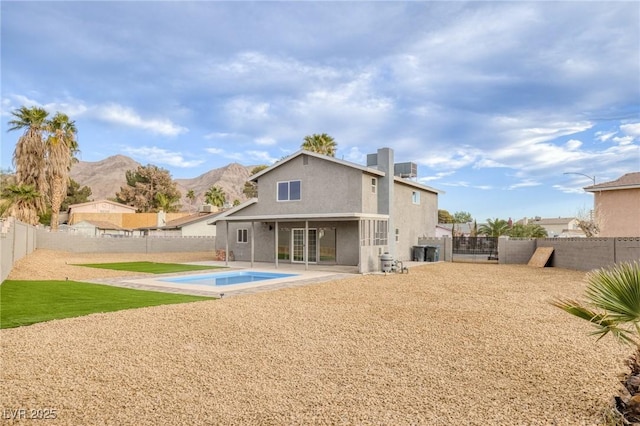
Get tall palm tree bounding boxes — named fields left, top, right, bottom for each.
left=46, top=112, right=78, bottom=231
left=8, top=106, right=49, bottom=224
left=301, top=133, right=337, bottom=156
left=1, top=184, right=42, bottom=224
left=478, top=218, right=510, bottom=237
left=204, top=186, right=226, bottom=208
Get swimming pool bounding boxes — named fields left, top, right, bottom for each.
left=161, top=271, right=298, bottom=287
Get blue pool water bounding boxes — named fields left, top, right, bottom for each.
left=161, top=271, right=298, bottom=287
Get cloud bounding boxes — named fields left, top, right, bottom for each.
left=254, top=137, right=276, bottom=146
left=122, top=146, right=203, bottom=168
left=205, top=147, right=224, bottom=155
left=507, top=180, right=541, bottom=190
left=620, top=122, right=640, bottom=137
left=97, top=104, right=187, bottom=136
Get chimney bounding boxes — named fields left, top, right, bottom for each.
left=157, top=210, right=166, bottom=227
left=376, top=147, right=395, bottom=258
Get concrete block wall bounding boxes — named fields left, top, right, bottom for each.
left=498, top=237, right=537, bottom=264
left=36, top=229, right=215, bottom=253
left=537, top=238, right=616, bottom=271
left=417, top=236, right=452, bottom=262
left=1, top=218, right=37, bottom=282
left=612, top=237, right=640, bottom=263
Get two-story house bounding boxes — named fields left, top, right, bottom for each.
left=585, top=172, right=640, bottom=237
left=211, top=147, right=441, bottom=273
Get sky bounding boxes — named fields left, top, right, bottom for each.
left=1, top=1, right=639, bottom=222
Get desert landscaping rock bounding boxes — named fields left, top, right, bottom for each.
left=0, top=250, right=630, bottom=425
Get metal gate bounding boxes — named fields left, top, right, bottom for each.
left=452, top=237, right=498, bottom=261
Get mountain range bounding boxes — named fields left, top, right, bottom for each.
left=69, top=155, right=255, bottom=210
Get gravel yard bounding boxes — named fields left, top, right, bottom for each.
left=0, top=250, right=630, bottom=425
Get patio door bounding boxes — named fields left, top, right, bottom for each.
left=292, top=228, right=317, bottom=263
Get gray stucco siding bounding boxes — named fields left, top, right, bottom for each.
left=245, top=155, right=366, bottom=216
left=392, top=183, right=438, bottom=260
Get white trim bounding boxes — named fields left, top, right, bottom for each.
left=213, top=212, right=389, bottom=222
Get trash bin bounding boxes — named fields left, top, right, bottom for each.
left=380, top=252, right=394, bottom=272
left=425, top=246, right=439, bottom=262
left=412, top=245, right=427, bottom=261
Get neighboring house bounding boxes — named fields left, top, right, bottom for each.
left=138, top=210, right=221, bottom=237
left=436, top=223, right=474, bottom=237
left=71, top=220, right=133, bottom=237
left=517, top=217, right=585, bottom=238
left=585, top=172, right=640, bottom=237
left=211, top=147, right=442, bottom=273
left=68, top=200, right=136, bottom=225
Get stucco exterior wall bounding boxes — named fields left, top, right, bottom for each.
left=181, top=220, right=217, bottom=237
left=595, top=188, right=640, bottom=237
left=70, top=201, right=135, bottom=214
left=392, top=182, right=438, bottom=261
left=238, top=155, right=368, bottom=217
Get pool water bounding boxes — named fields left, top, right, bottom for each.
left=161, top=271, right=298, bottom=287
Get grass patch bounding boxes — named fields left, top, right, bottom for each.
left=0, top=280, right=214, bottom=329
left=74, top=261, right=223, bottom=274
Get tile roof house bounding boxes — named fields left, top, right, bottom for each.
left=516, top=217, right=585, bottom=237
left=585, top=172, right=640, bottom=237
left=211, top=147, right=442, bottom=273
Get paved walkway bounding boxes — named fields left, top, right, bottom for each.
left=86, top=260, right=431, bottom=298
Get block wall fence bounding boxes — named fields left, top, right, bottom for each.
left=1, top=220, right=639, bottom=283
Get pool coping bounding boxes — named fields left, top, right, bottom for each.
left=84, top=262, right=361, bottom=298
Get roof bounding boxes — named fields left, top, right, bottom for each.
left=68, top=199, right=136, bottom=211
left=585, top=172, right=640, bottom=192
left=520, top=217, right=577, bottom=225
left=250, top=149, right=385, bottom=182
left=251, top=149, right=441, bottom=194
left=137, top=211, right=223, bottom=230
left=75, top=220, right=129, bottom=231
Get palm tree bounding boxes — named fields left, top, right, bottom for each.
left=1, top=184, right=42, bottom=224
left=552, top=261, right=640, bottom=422
left=204, top=186, right=226, bottom=208
left=301, top=133, right=337, bottom=156
left=155, top=193, right=181, bottom=213
left=46, top=112, right=78, bottom=231
left=8, top=106, right=49, bottom=223
left=186, top=189, right=196, bottom=213
left=478, top=218, right=510, bottom=237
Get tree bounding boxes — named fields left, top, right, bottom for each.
left=451, top=211, right=473, bottom=237
left=301, top=133, right=337, bottom=156
left=155, top=192, right=181, bottom=213
left=508, top=223, right=548, bottom=238
left=204, top=186, right=226, bottom=208
left=552, top=261, right=640, bottom=423
left=46, top=112, right=78, bottom=231
left=0, top=184, right=42, bottom=224
left=186, top=189, right=196, bottom=213
left=8, top=106, right=49, bottom=224
left=478, top=218, right=510, bottom=237
left=438, top=209, right=454, bottom=223
left=576, top=207, right=599, bottom=237
left=115, top=165, right=181, bottom=212
left=61, top=179, right=92, bottom=211
left=243, top=165, right=268, bottom=198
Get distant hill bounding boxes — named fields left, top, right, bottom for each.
left=70, top=155, right=256, bottom=211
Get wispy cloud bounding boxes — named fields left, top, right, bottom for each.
left=98, top=104, right=187, bottom=136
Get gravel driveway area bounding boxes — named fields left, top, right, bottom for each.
left=0, top=250, right=629, bottom=425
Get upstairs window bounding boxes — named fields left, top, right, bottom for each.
left=412, top=191, right=420, bottom=204
left=277, top=180, right=301, bottom=201
left=371, top=178, right=377, bottom=194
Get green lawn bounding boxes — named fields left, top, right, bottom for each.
left=0, top=280, right=214, bottom=329
left=74, top=261, right=223, bottom=274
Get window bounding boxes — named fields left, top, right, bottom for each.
left=412, top=191, right=420, bottom=204
left=371, top=178, right=377, bottom=194
left=277, top=180, right=301, bottom=201
left=237, top=228, right=248, bottom=243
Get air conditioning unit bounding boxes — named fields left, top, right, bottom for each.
left=394, top=162, right=417, bottom=178
left=200, top=204, right=213, bottom=213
